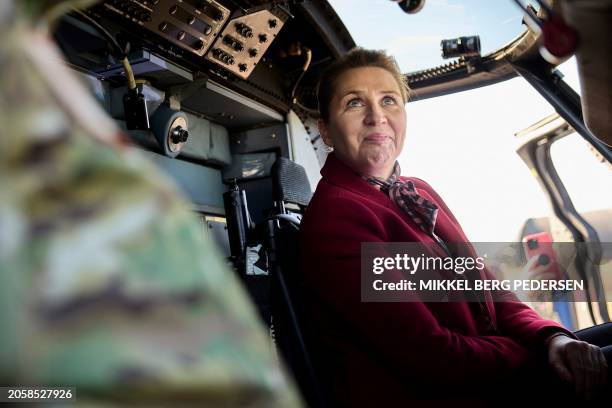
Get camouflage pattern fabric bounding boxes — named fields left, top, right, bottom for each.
left=0, top=2, right=302, bottom=406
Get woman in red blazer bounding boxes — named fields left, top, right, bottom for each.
left=299, top=48, right=609, bottom=406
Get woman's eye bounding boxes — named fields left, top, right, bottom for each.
left=382, top=96, right=396, bottom=105
left=347, top=98, right=363, bottom=108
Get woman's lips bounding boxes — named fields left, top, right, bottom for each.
left=364, top=134, right=393, bottom=143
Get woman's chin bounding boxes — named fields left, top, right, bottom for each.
left=359, top=149, right=395, bottom=176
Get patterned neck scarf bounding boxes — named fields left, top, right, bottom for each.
left=361, top=161, right=440, bottom=239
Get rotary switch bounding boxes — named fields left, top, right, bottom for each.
left=170, top=126, right=189, bottom=144
left=236, top=23, right=253, bottom=38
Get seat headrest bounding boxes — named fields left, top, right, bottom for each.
left=272, top=157, right=313, bottom=207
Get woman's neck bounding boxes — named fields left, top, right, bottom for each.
left=362, top=164, right=394, bottom=181
left=332, top=153, right=396, bottom=184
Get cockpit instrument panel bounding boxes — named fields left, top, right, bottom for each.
left=101, top=0, right=230, bottom=57
left=99, top=0, right=287, bottom=79
left=206, top=8, right=287, bottom=79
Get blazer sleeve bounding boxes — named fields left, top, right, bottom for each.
left=491, top=290, right=577, bottom=348
left=301, top=194, right=534, bottom=387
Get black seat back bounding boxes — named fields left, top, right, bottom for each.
left=271, top=157, right=313, bottom=209
left=266, top=158, right=324, bottom=407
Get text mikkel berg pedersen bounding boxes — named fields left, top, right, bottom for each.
left=370, top=253, right=584, bottom=292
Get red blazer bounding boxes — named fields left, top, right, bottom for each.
left=299, top=153, right=573, bottom=406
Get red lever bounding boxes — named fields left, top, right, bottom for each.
left=540, top=14, right=579, bottom=61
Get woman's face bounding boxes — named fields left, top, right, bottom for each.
left=318, top=66, right=407, bottom=179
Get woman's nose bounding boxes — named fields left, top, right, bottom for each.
left=364, top=104, right=387, bottom=125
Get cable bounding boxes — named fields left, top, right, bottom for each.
left=289, top=46, right=319, bottom=116
left=121, top=57, right=137, bottom=90
left=71, top=8, right=136, bottom=90
left=290, top=46, right=312, bottom=102
left=294, top=100, right=319, bottom=116
left=71, top=8, right=125, bottom=57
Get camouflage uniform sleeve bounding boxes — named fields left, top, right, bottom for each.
left=0, top=17, right=302, bottom=407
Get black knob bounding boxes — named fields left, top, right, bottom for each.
left=194, top=40, right=204, bottom=50
left=171, top=127, right=189, bottom=143
left=223, top=35, right=244, bottom=52
left=249, top=48, right=258, bottom=57
left=177, top=31, right=186, bottom=41
left=236, top=23, right=253, bottom=38
left=169, top=5, right=178, bottom=15
left=203, top=25, right=212, bottom=35
left=180, top=129, right=189, bottom=142
left=268, top=19, right=277, bottom=28
left=238, top=63, right=247, bottom=72
left=159, top=21, right=168, bottom=32
left=258, top=33, right=267, bottom=43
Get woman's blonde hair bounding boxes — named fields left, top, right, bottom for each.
left=316, top=47, right=409, bottom=122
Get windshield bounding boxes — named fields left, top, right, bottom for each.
left=329, top=0, right=538, bottom=72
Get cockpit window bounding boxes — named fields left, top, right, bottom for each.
left=550, top=135, right=612, bottom=226
left=329, top=0, right=537, bottom=73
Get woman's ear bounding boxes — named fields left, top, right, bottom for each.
left=317, top=119, right=332, bottom=147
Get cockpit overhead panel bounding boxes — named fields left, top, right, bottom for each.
left=98, top=0, right=287, bottom=80
left=101, top=0, right=231, bottom=57
left=206, top=7, right=288, bottom=79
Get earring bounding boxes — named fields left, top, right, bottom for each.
left=322, top=139, right=334, bottom=152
